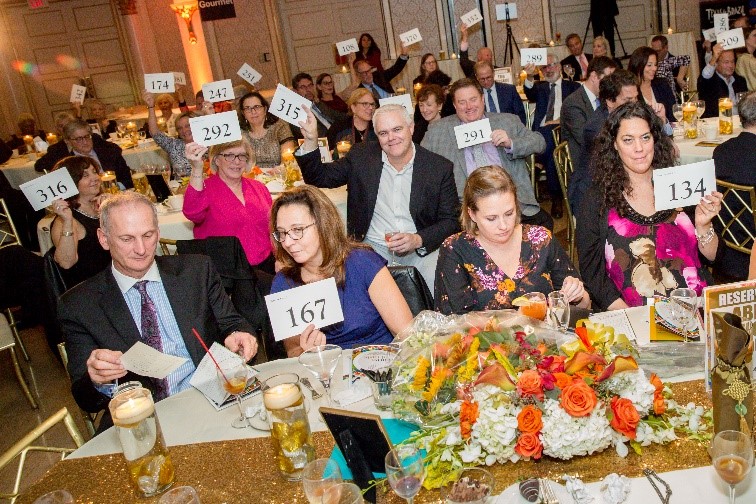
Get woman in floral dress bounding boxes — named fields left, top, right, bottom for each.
left=576, top=102, right=723, bottom=311
left=435, top=166, right=589, bottom=314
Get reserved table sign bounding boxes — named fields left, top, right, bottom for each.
left=521, top=47, right=547, bottom=66
left=268, top=83, right=312, bottom=127
left=188, top=110, right=242, bottom=147
left=265, top=277, right=344, bottom=341
left=19, top=168, right=78, bottom=211
left=144, top=73, right=175, bottom=93
left=336, top=38, right=359, bottom=57
left=454, top=118, right=493, bottom=149
left=461, top=8, right=483, bottom=27
left=399, top=28, right=422, bottom=46
left=237, top=63, right=262, bottom=86
left=201, top=79, right=234, bottom=103
left=652, top=159, right=716, bottom=211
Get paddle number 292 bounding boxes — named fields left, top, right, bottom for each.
left=287, top=299, right=326, bottom=328
left=669, top=179, right=706, bottom=201
left=201, top=124, right=231, bottom=142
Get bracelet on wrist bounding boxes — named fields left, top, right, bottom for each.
left=62, top=230, right=74, bottom=237
left=695, top=226, right=716, bottom=246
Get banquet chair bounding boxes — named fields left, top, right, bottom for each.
left=551, top=125, right=561, bottom=146
left=56, top=343, right=97, bottom=438
left=388, top=266, right=434, bottom=316
left=553, top=141, right=576, bottom=263
left=159, top=237, right=178, bottom=255
left=0, top=313, right=37, bottom=409
left=714, top=179, right=756, bottom=255
left=0, top=198, right=30, bottom=362
left=0, top=407, right=84, bottom=504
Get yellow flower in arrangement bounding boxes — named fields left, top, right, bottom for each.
left=413, top=356, right=431, bottom=391
left=502, top=278, right=516, bottom=292
left=458, top=338, right=481, bottom=382
left=422, top=366, right=447, bottom=402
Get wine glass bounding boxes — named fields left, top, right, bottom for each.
left=669, top=288, right=697, bottom=343
left=672, top=103, right=683, bottom=123
left=547, top=291, right=570, bottom=332
left=302, top=458, right=342, bottom=504
left=385, top=231, right=399, bottom=266
left=321, top=483, right=364, bottom=504
left=564, top=64, right=575, bottom=81
left=298, top=344, right=342, bottom=404
left=695, top=100, right=706, bottom=120
left=217, top=355, right=250, bottom=429
left=385, top=444, right=425, bottom=504
left=711, top=430, right=753, bottom=504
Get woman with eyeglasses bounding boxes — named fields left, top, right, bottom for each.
left=326, top=88, right=377, bottom=155
left=316, top=73, right=348, bottom=114
left=270, top=185, right=413, bottom=356
left=238, top=91, right=297, bottom=169
left=184, top=140, right=275, bottom=274
left=413, top=53, right=450, bottom=86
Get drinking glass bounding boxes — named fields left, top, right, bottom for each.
left=302, top=458, right=343, bottom=503
left=672, top=103, right=683, bottom=123
left=217, top=355, right=250, bottom=429
left=711, top=430, right=753, bottom=504
left=298, top=344, right=342, bottom=404
left=32, top=490, right=73, bottom=504
left=518, top=292, right=548, bottom=321
left=321, top=482, right=365, bottom=504
left=669, top=288, right=697, bottom=343
left=547, top=291, right=570, bottom=332
left=158, top=486, right=202, bottom=504
left=138, top=130, right=147, bottom=142
left=564, top=64, right=575, bottom=80
left=385, top=444, right=425, bottom=504
left=385, top=231, right=399, bottom=266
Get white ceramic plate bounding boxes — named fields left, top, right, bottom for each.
left=493, top=481, right=573, bottom=504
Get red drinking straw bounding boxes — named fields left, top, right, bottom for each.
left=192, top=327, right=230, bottom=385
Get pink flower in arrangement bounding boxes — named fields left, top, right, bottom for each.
left=608, top=209, right=647, bottom=238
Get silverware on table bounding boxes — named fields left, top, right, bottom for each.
left=299, top=376, right=323, bottom=399
left=539, top=479, right=560, bottom=504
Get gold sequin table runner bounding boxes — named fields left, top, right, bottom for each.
left=17, top=380, right=719, bottom=503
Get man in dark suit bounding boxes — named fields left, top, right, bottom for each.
left=523, top=54, right=581, bottom=218
left=292, top=73, right=346, bottom=139
left=560, top=56, right=618, bottom=205
left=712, top=91, right=756, bottom=281
left=35, top=119, right=133, bottom=189
left=35, top=112, right=78, bottom=173
left=570, top=70, right=639, bottom=211
left=340, top=44, right=410, bottom=101
left=697, top=46, right=748, bottom=118
left=58, top=192, right=258, bottom=424
left=458, top=22, right=494, bottom=78
left=561, top=34, right=593, bottom=81
left=296, top=103, right=459, bottom=292
left=474, top=60, right=526, bottom=125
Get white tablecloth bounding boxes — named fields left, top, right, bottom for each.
left=674, top=116, right=741, bottom=164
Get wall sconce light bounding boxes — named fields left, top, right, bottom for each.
left=170, top=2, right=199, bottom=45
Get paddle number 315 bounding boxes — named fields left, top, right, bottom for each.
left=287, top=299, right=326, bottom=328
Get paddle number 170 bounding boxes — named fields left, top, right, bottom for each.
left=287, top=299, right=326, bottom=328
left=669, top=179, right=706, bottom=201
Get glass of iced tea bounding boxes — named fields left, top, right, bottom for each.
left=518, top=292, right=548, bottom=321
left=711, top=430, right=753, bottom=504
left=385, top=231, right=399, bottom=265
left=217, top=355, right=251, bottom=429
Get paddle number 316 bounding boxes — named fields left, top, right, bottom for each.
left=287, top=299, right=326, bottom=328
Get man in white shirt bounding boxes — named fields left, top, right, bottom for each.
left=697, top=45, right=748, bottom=118
left=474, top=60, right=526, bottom=125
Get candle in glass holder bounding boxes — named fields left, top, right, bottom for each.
left=519, top=70, right=528, bottom=84
left=126, top=121, right=137, bottom=132
left=719, top=98, right=733, bottom=135
left=413, top=82, right=423, bottom=94
left=523, top=37, right=529, bottom=44
left=281, top=149, right=295, bottom=164
left=667, top=27, right=674, bottom=34
left=439, top=50, right=446, bottom=60
left=46, top=132, right=58, bottom=144
left=336, top=140, right=352, bottom=156
left=395, top=87, right=406, bottom=94
left=23, top=135, right=33, bottom=146
left=549, top=40, right=555, bottom=47
left=340, top=64, right=348, bottom=74
left=263, top=382, right=302, bottom=410
left=450, top=53, right=457, bottom=60
left=682, top=102, right=697, bottom=123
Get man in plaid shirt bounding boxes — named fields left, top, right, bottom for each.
left=651, top=35, right=690, bottom=102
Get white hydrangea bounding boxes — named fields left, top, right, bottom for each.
left=666, top=400, right=708, bottom=433
left=634, top=420, right=677, bottom=446
left=541, top=398, right=613, bottom=459
left=468, top=385, right=520, bottom=464
left=602, top=369, right=655, bottom=415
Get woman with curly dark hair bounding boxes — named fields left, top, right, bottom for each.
left=354, top=33, right=384, bottom=72
left=576, top=102, right=723, bottom=310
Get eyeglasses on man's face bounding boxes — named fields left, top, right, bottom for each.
left=272, top=223, right=315, bottom=242
left=217, top=153, right=249, bottom=163
left=69, top=134, right=92, bottom=142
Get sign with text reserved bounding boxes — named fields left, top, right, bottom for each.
left=265, top=278, right=344, bottom=341
left=19, top=169, right=78, bottom=211
left=188, top=111, right=242, bottom=147
left=144, top=73, right=175, bottom=93
left=201, top=79, right=234, bottom=103
left=454, top=118, right=493, bottom=150
left=652, top=159, right=716, bottom=211
left=268, top=83, right=312, bottom=127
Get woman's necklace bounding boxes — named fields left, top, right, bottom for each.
left=75, top=207, right=98, bottom=219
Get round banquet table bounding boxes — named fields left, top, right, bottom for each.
left=674, top=115, right=742, bottom=165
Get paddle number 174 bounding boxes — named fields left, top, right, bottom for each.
left=287, top=299, right=326, bottom=328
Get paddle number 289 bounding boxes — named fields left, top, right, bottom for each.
left=287, top=299, right=326, bottom=328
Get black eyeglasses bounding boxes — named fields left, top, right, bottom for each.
left=217, top=153, right=249, bottom=163
left=272, top=223, right=315, bottom=242
left=243, top=105, right=265, bottom=112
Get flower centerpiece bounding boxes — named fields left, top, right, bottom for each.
left=390, top=311, right=711, bottom=489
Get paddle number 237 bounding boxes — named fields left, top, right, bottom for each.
left=287, top=299, right=326, bottom=328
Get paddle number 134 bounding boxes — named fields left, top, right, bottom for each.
left=287, top=299, right=326, bottom=328
left=668, top=179, right=706, bottom=201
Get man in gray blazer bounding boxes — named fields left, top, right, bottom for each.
left=421, top=78, right=551, bottom=230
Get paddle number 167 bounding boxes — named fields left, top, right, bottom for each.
left=287, top=299, right=326, bottom=328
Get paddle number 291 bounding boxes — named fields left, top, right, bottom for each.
left=287, top=299, right=326, bottom=328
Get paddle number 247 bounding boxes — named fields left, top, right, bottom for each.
left=669, top=179, right=706, bottom=201
left=287, top=299, right=326, bottom=328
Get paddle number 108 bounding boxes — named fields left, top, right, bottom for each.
left=287, top=299, right=326, bottom=328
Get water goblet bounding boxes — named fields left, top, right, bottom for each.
left=302, top=458, right=342, bottom=503
left=695, top=100, right=706, bottom=120
left=564, top=64, right=575, bottom=81
left=321, top=482, right=365, bottom=504
left=547, top=291, right=570, bottom=332
left=669, top=288, right=697, bottom=343
left=298, top=344, right=342, bottom=404
left=385, top=444, right=425, bottom=504
left=217, top=355, right=250, bottom=429
left=672, top=103, right=683, bottom=123
left=385, top=231, right=399, bottom=266
left=711, top=430, right=753, bottom=504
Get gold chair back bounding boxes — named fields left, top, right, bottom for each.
left=715, top=179, right=756, bottom=254
left=0, top=408, right=84, bottom=503
left=0, top=313, right=36, bottom=409
left=159, top=238, right=179, bottom=256
left=552, top=141, right=576, bottom=262
left=551, top=125, right=561, bottom=146
left=57, top=342, right=97, bottom=438
left=0, top=198, right=22, bottom=249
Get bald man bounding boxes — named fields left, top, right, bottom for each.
left=459, top=23, right=494, bottom=78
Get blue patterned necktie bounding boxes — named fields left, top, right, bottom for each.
left=134, top=280, right=169, bottom=400
left=486, top=88, right=497, bottom=113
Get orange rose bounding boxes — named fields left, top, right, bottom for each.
left=649, top=373, right=666, bottom=415
left=517, top=405, right=543, bottom=433
left=460, top=400, right=479, bottom=440
left=517, top=369, right=544, bottom=401
left=610, top=396, right=640, bottom=439
left=552, top=372, right=573, bottom=390
left=515, top=432, right=543, bottom=459
left=559, top=380, right=598, bottom=417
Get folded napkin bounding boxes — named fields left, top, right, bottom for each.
left=332, top=381, right=371, bottom=407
